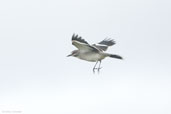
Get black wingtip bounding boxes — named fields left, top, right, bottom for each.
left=71, top=34, right=89, bottom=44
left=72, top=33, right=78, bottom=40
left=72, top=33, right=75, bottom=40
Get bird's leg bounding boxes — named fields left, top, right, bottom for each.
left=93, top=61, right=98, bottom=73
left=98, top=60, right=102, bottom=73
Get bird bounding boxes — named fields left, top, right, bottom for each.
left=67, top=34, right=123, bottom=73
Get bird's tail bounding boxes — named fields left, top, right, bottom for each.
left=106, top=53, right=123, bottom=60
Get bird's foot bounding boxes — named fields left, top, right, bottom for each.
left=93, top=67, right=98, bottom=73
left=93, top=67, right=102, bottom=74
left=98, top=67, right=102, bottom=71
left=97, top=67, right=102, bottom=73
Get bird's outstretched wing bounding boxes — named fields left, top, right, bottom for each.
left=92, top=38, right=115, bottom=51
left=72, top=34, right=99, bottom=52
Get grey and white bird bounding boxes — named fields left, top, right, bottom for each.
left=67, top=34, right=123, bottom=73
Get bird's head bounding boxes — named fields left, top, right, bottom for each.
left=67, top=50, right=79, bottom=57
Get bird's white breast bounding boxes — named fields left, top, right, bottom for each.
left=77, top=52, right=105, bottom=62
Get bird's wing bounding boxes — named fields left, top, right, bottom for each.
left=93, top=38, right=115, bottom=51
left=72, top=34, right=99, bottom=52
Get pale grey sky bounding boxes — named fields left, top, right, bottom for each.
left=0, top=0, right=171, bottom=114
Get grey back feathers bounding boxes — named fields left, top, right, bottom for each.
left=98, top=38, right=115, bottom=46
left=93, top=39, right=115, bottom=51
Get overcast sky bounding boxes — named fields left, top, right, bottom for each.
left=0, top=0, right=171, bottom=114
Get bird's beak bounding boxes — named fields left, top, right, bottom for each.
left=67, top=54, right=72, bottom=57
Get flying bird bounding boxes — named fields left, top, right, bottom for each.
left=67, top=34, right=123, bottom=73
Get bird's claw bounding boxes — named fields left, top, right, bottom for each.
left=93, top=68, right=97, bottom=73
left=93, top=67, right=102, bottom=74
left=98, top=67, right=102, bottom=71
